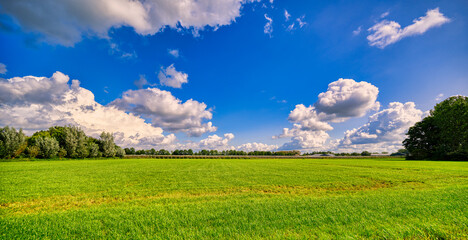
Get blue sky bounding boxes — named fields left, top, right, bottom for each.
left=0, top=0, right=467, bottom=152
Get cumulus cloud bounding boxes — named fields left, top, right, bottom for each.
left=314, top=78, right=380, bottom=121
left=264, top=14, right=273, bottom=37
left=158, top=64, right=188, bottom=88
left=236, top=142, right=278, bottom=152
left=0, top=72, right=177, bottom=149
left=168, top=49, right=180, bottom=58
left=435, top=93, right=444, bottom=101
left=0, top=63, right=6, bottom=74
left=368, top=8, right=450, bottom=48
left=198, top=133, right=235, bottom=150
left=338, top=102, right=424, bottom=152
left=110, top=88, right=216, bottom=136
left=0, top=0, right=256, bottom=46
left=275, top=78, right=380, bottom=150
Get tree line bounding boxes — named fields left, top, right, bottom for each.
left=124, top=148, right=302, bottom=156
left=0, top=125, right=124, bottom=159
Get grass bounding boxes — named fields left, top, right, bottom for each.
left=0, top=158, right=467, bottom=239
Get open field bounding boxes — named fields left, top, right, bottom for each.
left=1, top=158, right=467, bottom=239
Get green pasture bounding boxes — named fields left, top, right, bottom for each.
left=0, top=158, right=467, bottom=239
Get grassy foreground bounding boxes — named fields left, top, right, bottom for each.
left=0, top=158, right=467, bottom=239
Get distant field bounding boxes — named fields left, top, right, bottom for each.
left=1, top=158, right=467, bottom=239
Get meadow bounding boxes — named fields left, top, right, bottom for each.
left=0, top=158, right=467, bottom=239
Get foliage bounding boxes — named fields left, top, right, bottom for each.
left=57, top=148, right=67, bottom=158
left=63, top=125, right=89, bottom=158
left=404, top=96, right=468, bottom=160
left=0, top=125, right=126, bottom=159
left=361, top=151, right=371, bottom=156
left=115, top=146, right=125, bottom=158
left=0, top=126, right=26, bottom=159
left=99, top=132, right=116, bottom=157
left=87, top=142, right=100, bottom=158
left=26, top=146, right=40, bottom=158
left=35, top=137, right=60, bottom=158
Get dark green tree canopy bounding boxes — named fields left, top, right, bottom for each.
left=403, top=96, right=468, bottom=160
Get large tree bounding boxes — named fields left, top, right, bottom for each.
left=0, top=126, right=26, bottom=159
left=403, top=96, right=468, bottom=160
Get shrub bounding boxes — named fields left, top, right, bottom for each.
left=26, top=146, right=40, bottom=158
left=57, top=148, right=67, bottom=158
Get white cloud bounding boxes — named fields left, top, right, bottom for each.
left=275, top=78, right=380, bottom=150
left=0, top=0, right=256, bottom=46
left=198, top=133, right=235, bottom=150
left=338, top=102, right=424, bottom=152
left=236, top=142, right=278, bottom=152
left=368, top=8, right=450, bottom=48
left=0, top=63, right=6, bottom=74
left=110, top=88, right=216, bottom=136
left=353, top=26, right=362, bottom=36
left=158, top=64, right=188, bottom=88
left=275, top=125, right=330, bottom=150
left=435, top=93, right=444, bottom=101
left=380, top=11, right=390, bottom=18
left=109, top=42, right=137, bottom=59
left=0, top=72, right=177, bottom=149
left=314, top=78, right=380, bottom=121
left=133, top=75, right=149, bottom=89
left=0, top=71, right=286, bottom=152
left=168, top=49, right=180, bottom=58
left=284, top=10, right=291, bottom=21
left=296, top=16, right=306, bottom=28
left=264, top=14, right=273, bottom=37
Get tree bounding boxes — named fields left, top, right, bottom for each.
left=100, top=132, right=116, bottom=157
left=361, top=151, right=371, bottom=156
left=403, top=96, right=468, bottom=160
left=115, top=146, right=125, bottom=158
left=36, top=137, right=60, bottom=158
left=0, top=126, right=26, bottom=159
left=87, top=142, right=100, bottom=158
left=63, top=126, right=88, bottom=158
left=158, top=149, right=170, bottom=155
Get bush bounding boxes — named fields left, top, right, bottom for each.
left=57, top=148, right=67, bottom=158
left=26, top=146, right=40, bottom=158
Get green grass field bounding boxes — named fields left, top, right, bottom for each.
left=1, top=158, right=467, bottom=239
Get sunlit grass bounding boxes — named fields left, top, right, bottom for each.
left=1, top=158, right=467, bottom=239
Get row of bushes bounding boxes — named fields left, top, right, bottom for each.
left=0, top=126, right=125, bottom=159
